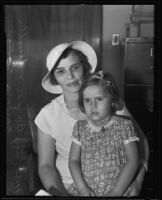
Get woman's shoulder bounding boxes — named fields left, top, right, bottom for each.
left=114, top=115, right=133, bottom=126
left=42, top=94, right=64, bottom=110
left=114, top=114, right=133, bottom=123
left=37, top=94, right=65, bottom=118
left=115, top=98, right=125, bottom=115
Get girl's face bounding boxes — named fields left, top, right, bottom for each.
left=83, top=84, right=112, bottom=123
left=54, top=53, right=84, bottom=94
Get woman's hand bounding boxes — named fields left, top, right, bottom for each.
left=123, top=166, right=145, bottom=196
left=123, top=180, right=141, bottom=196
left=104, top=180, right=141, bottom=197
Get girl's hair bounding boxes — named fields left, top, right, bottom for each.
left=49, top=47, right=92, bottom=85
left=78, top=71, right=120, bottom=114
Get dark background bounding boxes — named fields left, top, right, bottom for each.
left=4, top=4, right=159, bottom=198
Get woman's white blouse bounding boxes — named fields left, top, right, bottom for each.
left=35, top=94, right=126, bottom=185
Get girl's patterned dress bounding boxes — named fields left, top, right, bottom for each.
left=68, top=115, right=139, bottom=196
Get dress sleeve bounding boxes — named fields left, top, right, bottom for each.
left=34, top=106, right=54, bottom=137
left=121, top=119, right=140, bottom=145
left=71, top=121, right=82, bottom=146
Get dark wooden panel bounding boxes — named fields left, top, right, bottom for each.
left=6, top=5, right=102, bottom=195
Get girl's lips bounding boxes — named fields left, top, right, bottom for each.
left=91, top=112, right=99, bottom=116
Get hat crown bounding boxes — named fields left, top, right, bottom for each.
left=46, top=43, right=69, bottom=71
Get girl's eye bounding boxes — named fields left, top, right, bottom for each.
left=84, top=98, right=90, bottom=103
left=96, top=97, right=103, bottom=101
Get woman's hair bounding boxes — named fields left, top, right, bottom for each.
left=78, top=71, right=120, bottom=114
left=49, top=47, right=92, bottom=85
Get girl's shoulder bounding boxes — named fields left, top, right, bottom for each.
left=114, top=115, right=133, bottom=126
left=75, top=119, right=88, bottom=127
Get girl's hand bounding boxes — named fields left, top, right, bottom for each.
left=79, top=186, right=95, bottom=196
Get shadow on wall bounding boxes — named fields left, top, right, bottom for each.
left=103, top=40, right=125, bottom=98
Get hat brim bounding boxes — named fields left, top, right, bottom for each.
left=42, top=41, right=97, bottom=94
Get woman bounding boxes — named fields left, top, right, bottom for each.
left=34, top=41, right=149, bottom=196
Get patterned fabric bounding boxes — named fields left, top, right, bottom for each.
left=35, top=94, right=127, bottom=188
left=69, top=115, right=139, bottom=196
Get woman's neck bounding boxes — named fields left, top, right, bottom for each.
left=63, top=92, right=86, bottom=120
left=64, top=92, right=79, bottom=108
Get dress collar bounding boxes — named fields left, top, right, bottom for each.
left=87, top=116, right=117, bottom=131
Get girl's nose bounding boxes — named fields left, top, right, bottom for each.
left=91, top=100, right=97, bottom=109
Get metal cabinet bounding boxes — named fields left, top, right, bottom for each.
left=124, top=37, right=156, bottom=197
left=125, top=38, right=153, bottom=85
left=124, top=37, right=154, bottom=130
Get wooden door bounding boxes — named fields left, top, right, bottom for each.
left=6, top=5, right=102, bottom=195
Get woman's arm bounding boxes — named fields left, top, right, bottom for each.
left=37, top=128, right=69, bottom=196
left=107, top=141, right=139, bottom=196
left=69, top=142, right=94, bottom=196
left=119, top=100, right=149, bottom=196
left=122, top=105, right=149, bottom=169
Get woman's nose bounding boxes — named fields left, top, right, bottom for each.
left=67, top=70, right=74, bottom=79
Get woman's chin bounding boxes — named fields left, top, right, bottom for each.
left=65, top=87, right=80, bottom=94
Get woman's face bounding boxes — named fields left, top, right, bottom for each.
left=54, top=53, right=84, bottom=94
left=83, top=84, right=112, bottom=123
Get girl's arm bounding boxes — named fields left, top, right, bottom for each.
left=108, top=141, right=139, bottom=196
left=68, top=142, right=94, bottom=196
left=37, top=128, right=69, bottom=196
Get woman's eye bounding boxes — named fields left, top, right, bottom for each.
left=55, top=69, right=64, bottom=75
left=71, top=65, right=81, bottom=71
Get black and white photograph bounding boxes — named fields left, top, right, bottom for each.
left=2, top=4, right=160, bottom=199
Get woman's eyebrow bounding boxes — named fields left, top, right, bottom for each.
left=55, top=67, right=64, bottom=70
left=72, top=62, right=81, bottom=65
left=56, top=63, right=81, bottom=69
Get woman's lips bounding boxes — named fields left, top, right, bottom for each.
left=67, top=81, right=79, bottom=87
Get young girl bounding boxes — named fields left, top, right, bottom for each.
left=68, top=71, right=139, bottom=196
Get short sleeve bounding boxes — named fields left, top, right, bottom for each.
left=34, top=107, right=53, bottom=136
left=121, top=119, right=139, bottom=145
left=71, top=122, right=82, bottom=146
